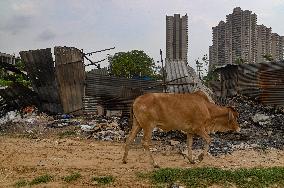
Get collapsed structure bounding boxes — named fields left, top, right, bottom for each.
left=0, top=47, right=163, bottom=117
left=19, top=47, right=85, bottom=114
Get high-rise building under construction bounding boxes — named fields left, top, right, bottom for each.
left=209, top=7, right=284, bottom=68
left=166, top=14, right=188, bottom=62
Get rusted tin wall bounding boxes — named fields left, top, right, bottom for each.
left=238, top=62, right=284, bottom=106
left=84, top=70, right=163, bottom=115
left=216, top=61, right=284, bottom=107
left=209, top=81, right=222, bottom=96
left=85, top=71, right=161, bottom=99
left=54, top=46, right=85, bottom=114
left=83, top=96, right=101, bottom=114
left=20, top=48, right=63, bottom=114
left=220, top=65, right=238, bottom=97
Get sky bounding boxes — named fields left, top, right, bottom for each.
left=0, top=0, right=284, bottom=70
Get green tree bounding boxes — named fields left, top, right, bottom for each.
left=202, top=65, right=218, bottom=86
left=108, top=50, right=160, bottom=79
left=235, top=57, right=245, bottom=64
left=197, top=54, right=218, bottom=86
left=196, top=54, right=209, bottom=79
left=0, top=58, right=30, bottom=87
left=262, top=54, right=274, bottom=62
left=196, top=59, right=203, bottom=79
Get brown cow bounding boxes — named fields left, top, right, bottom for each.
left=122, top=91, right=240, bottom=168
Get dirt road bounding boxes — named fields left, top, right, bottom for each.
left=0, top=136, right=284, bottom=187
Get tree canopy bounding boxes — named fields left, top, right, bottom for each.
left=0, top=58, right=30, bottom=87
left=108, top=50, right=160, bottom=80
left=235, top=57, right=245, bottom=64
left=262, top=54, right=274, bottom=62
left=195, top=54, right=218, bottom=86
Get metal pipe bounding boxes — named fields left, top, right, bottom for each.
left=84, top=47, right=115, bottom=56
left=160, top=49, right=166, bottom=92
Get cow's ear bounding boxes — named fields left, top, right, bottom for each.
left=229, top=110, right=234, bottom=122
left=227, top=106, right=236, bottom=112
left=235, top=111, right=239, bottom=118
left=227, top=106, right=239, bottom=118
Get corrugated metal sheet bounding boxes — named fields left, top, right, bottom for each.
left=85, top=71, right=162, bottom=99
left=20, top=48, right=63, bottom=114
left=54, top=46, right=85, bottom=114
left=209, top=81, right=222, bottom=96
left=83, top=96, right=101, bottom=114
left=164, top=60, right=215, bottom=102
left=84, top=70, right=163, bottom=115
left=165, top=59, right=197, bottom=93
left=20, top=46, right=85, bottom=114
left=215, top=61, right=284, bottom=107
left=87, top=68, right=109, bottom=76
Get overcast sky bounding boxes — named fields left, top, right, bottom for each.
left=1, top=0, right=284, bottom=70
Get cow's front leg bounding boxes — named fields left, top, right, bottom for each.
left=186, top=133, right=195, bottom=164
left=198, top=130, right=211, bottom=162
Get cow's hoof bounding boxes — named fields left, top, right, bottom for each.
left=153, top=164, right=160, bottom=168
left=186, top=157, right=195, bottom=164
left=198, top=153, right=204, bottom=161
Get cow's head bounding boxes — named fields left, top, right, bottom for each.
left=227, top=106, right=240, bottom=132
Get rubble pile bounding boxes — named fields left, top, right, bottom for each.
left=0, top=110, right=52, bottom=136
left=228, top=95, right=284, bottom=149
left=82, top=117, right=127, bottom=141
left=190, top=95, right=283, bottom=156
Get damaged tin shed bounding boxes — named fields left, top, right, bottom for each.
left=84, top=68, right=163, bottom=115
left=19, top=47, right=85, bottom=114
left=213, top=61, right=284, bottom=107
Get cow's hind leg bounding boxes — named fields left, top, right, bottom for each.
left=122, top=117, right=141, bottom=164
left=186, top=133, right=195, bottom=164
left=142, top=126, right=159, bottom=168
left=198, top=130, right=211, bottom=162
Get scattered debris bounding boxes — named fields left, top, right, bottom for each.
left=170, top=140, right=180, bottom=146
left=106, top=110, right=122, bottom=117
left=252, top=113, right=271, bottom=125
left=80, top=125, right=96, bottom=132
left=0, top=84, right=39, bottom=118
left=170, top=183, right=185, bottom=188
left=0, top=111, right=22, bottom=124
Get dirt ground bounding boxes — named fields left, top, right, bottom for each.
left=0, top=134, right=284, bottom=188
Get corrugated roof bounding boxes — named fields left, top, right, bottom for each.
left=164, top=60, right=215, bottom=102
left=165, top=59, right=197, bottom=93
